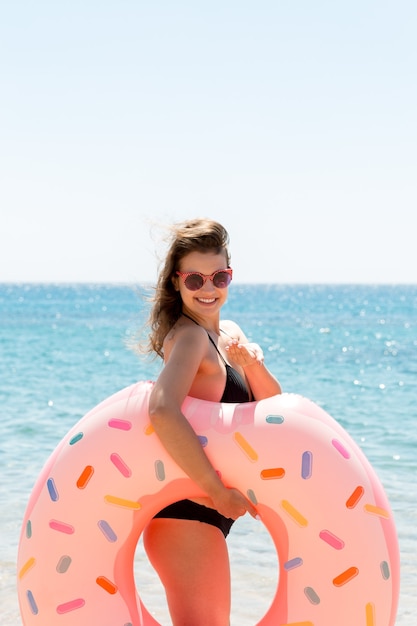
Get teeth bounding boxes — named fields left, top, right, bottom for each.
left=198, top=298, right=215, bottom=303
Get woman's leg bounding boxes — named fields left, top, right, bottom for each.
left=143, top=518, right=231, bottom=626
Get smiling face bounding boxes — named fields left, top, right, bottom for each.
left=173, top=250, right=230, bottom=319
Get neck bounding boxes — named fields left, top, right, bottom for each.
left=181, top=310, right=221, bottom=335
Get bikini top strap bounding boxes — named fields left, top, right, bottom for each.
left=181, top=312, right=199, bottom=325
left=182, top=312, right=228, bottom=366
left=206, top=334, right=228, bottom=366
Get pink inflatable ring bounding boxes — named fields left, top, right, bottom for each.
left=17, top=380, right=400, bottom=625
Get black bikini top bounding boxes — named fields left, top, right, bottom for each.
left=182, top=313, right=250, bottom=403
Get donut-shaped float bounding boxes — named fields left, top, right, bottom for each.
left=17, top=380, right=399, bottom=625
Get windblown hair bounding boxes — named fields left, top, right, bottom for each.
left=144, top=218, right=230, bottom=358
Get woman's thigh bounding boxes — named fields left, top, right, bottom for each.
left=143, top=518, right=231, bottom=626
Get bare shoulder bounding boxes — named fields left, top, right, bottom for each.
left=220, top=319, right=248, bottom=342
left=163, top=317, right=207, bottom=359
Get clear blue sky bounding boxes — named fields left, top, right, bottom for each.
left=1, top=1, right=416, bottom=284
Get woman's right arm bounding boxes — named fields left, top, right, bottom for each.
left=148, top=326, right=258, bottom=520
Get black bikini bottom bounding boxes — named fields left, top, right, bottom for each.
left=153, top=499, right=234, bottom=538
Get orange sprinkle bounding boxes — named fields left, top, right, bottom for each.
left=233, top=432, right=258, bottom=461
left=144, top=423, right=154, bottom=435
left=96, top=576, right=118, bottom=594
left=18, top=557, right=36, bottom=579
left=364, top=504, right=390, bottom=518
left=333, top=566, right=359, bottom=587
left=281, top=500, right=308, bottom=527
left=104, top=495, right=141, bottom=510
left=261, top=468, right=285, bottom=479
left=346, top=485, right=365, bottom=509
left=366, top=602, right=376, bottom=626
left=76, top=465, right=94, bottom=489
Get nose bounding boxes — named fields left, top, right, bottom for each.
left=200, top=277, right=216, bottom=291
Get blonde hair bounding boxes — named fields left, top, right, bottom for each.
left=144, top=218, right=230, bottom=358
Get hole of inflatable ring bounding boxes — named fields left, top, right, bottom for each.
left=134, top=515, right=278, bottom=625
left=228, top=515, right=278, bottom=624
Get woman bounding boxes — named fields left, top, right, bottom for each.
left=142, top=218, right=281, bottom=625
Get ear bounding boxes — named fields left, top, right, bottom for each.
left=171, top=274, right=180, bottom=291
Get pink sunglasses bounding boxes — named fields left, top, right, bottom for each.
left=176, top=268, right=233, bottom=291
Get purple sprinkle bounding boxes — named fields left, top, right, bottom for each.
left=98, top=520, right=118, bottom=542
left=47, top=478, right=59, bottom=501
left=301, top=451, right=313, bottom=479
left=284, top=557, right=303, bottom=571
left=27, top=590, right=38, bottom=615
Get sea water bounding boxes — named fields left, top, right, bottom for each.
left=1, top=283, right=416, bottom=624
